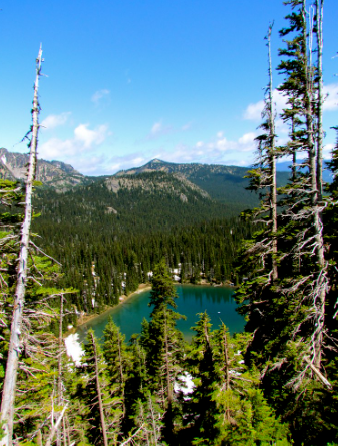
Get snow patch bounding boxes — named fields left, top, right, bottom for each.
left=174, top=372, right=196, bottom=399
left=1, top=155, right=6, bottom=165
left=65, top=333, right=84, bottom=365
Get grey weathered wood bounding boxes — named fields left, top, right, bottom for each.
left=90, top=332, right=109, bottom=446
left=267, top=23, right=278, bottom=283
left=0, top=46, right=43, bottom=446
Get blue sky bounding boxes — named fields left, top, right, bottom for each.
left=0, top=0, right=337, bottom=175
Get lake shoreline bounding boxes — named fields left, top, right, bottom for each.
left=71, top=281, right=237, bottom=337
left=72, top=283, right=152, bottom=332
left=74, top=282, right=243, bottom=343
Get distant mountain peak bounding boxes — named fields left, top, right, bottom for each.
left=0, top=147, right=85, bottom=190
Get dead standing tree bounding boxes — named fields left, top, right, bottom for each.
left=241, top=22, right=279, bottom=288
left=0, top=46, right=44, bottom=446
left=279, top=0, right=329, bottom=386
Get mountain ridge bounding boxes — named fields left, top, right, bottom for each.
left=0, top=148, right=86, bottom=189
left=115, top=158, right=290, bottom=207
left=0, top=148, right=291, bottom=209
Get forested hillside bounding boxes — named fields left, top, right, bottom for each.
left=32, top=171, right=254, bottom=318
left=116, top=158, right=290, bottom=207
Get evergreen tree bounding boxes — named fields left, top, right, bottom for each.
left=140, top=259, right=185, bottom=444
left=235, top=1, right=338, bottom=443
left=75, top=330, right=122, bottom=445
left=103, top=318, right=128, bottom=420
left=185, top=312, right=218, bottom=444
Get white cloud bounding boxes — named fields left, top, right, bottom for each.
left=244, top=82, right=338, bottom=120
left=39, top=123, right=109, bottom=160
left=41, top=112, right=70, bottom=130
left=323, top=83, right=338, bottom=111
left=182, top=122, right=192, bottom=131
left=144, top=120, right=173, bottom=140
left=238, top=132, right=256, bottom=145
left=91, top=89, right=110, bottom=105
left=132, top=156, right=145, bottom=165
left=83, top=153, right=146, bottom=175
left=74, top=124, right=107, bottom=148
left=50, top=128, right=259, bottom=176
left=243, top=89, right=288, bottom=121
left=323, top=143, right=334, bottom=158
left=243, top=100, right=265, bottom=120
left=151, top=121, right=163, bottom=135
left=147, top=131, right=258, bottom=167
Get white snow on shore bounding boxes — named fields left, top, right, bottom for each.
left=174, top=372, right=196, bottom=398
left=65, top=333, right=84, bottom=365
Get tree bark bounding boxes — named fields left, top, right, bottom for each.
left=0, top=46, right=43, bottom=446
left=117, top=331, right=126, bottom=416
left=57, top=295, right=64, bottom=446
left=222, top=327, right=231, bottom=422
left=316, top=0, right=324, bottom=201
left=267, top=23, right=278, bottom=283
left=90, top=332, right=109, bottom=446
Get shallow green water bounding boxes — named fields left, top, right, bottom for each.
left=76, top=285, right=245, bottom=343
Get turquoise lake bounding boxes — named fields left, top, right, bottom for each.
left=76, top=285, right=245, bottom=343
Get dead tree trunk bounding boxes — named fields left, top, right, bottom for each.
left=316, top=0, right=324, bottom=201
left=117, top=330, right=126, bottom=416
left=222, top=327, right=231, bottom=422
left=56, top=295, right=64, bottom=446
left=267, top=23, right=278, bottom=283
left=90, top=332, right=109, bottom=446
left=302, top=0, right=327, bottom=372
left=0, top=46, right=43, bottom=446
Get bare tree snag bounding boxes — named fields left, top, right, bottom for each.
left=222, top=326, right=231, bottom=421
left=316, top=0, right=324, bottom=201
left=117, top=330, right=126, bottom=416
left=267, top=23, right=278, bottom=283
left=0, top=46, right=44, bottom=446
left=56, top=295, right=64, bottom=446
left=45, top=404, right=69, bottom=446
left=90, top=331, right=109, bottom=446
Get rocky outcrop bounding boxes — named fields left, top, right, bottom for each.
left=0, top=148, right=86, bottom=190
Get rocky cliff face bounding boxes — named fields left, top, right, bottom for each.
left=0, top=148, right=86, bottom=189
left=105, top=171, right=210, bottom=200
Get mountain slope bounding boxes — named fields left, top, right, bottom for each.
left=116, top=159, right=290, bottom=207
left=0, top=148, right=87, bottom=189
left=33, top=171, right=238, bottom=238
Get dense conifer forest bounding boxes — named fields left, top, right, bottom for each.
left=1, top=0, right=338, bottom=445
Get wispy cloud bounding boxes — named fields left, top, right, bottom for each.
left=144, top=120, right=173, bottom=141
left=91, top=89, right=110, bottom=105
left=39, top=123, right=110, bottom=160
left=181, top=122, right=192, bottom=131
left=323, top=83, right=338, bottom=111
left=125, top=69, right=132, bottom=84
left=244, top=82, right=338, bottom=120
left=75, top=152, right=147, bottom=176
left=243, top=89, right=288, bottom=121
left=243, top=99, right=265, bottom=121
left=52, top=129, right=260, bottom=176
left=41, top=112, right=71, bottom=130
left=150, top=131, right=259, bottom=167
